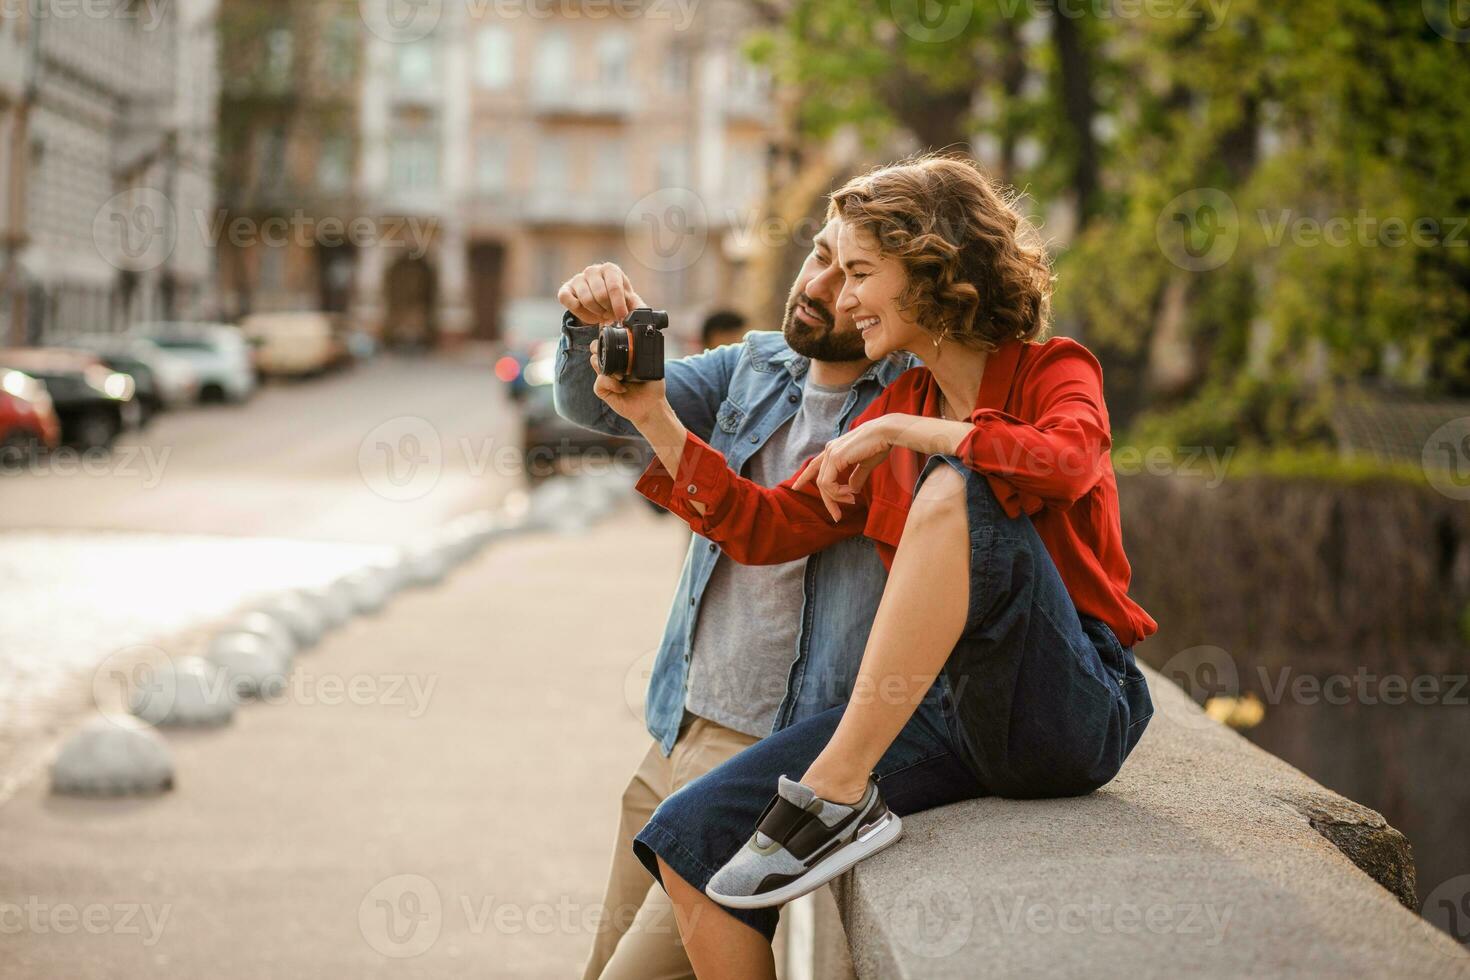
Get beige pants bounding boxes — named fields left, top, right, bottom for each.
left=583, top=716, right=761, bottom=980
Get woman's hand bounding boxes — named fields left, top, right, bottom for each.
left=793, top=414, right=972, bottom=520
left=793, top=415, right=902, bottom=520
left=589, top=340, right=666, bottom=427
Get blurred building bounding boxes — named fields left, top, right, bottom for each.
left=217, top=0, right=775, bottom=351
left=0, top=0, right=219, bottom=346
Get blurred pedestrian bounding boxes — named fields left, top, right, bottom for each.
left=700, top=310, right=749, bottom=351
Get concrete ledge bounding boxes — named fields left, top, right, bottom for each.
left=818, top=668, right=1470, bottom=979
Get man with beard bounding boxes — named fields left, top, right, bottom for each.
left=553, top=219, right=914, bottom=980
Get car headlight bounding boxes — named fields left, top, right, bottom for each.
left=523, top=359, right=555, bottom=387
left=1, top=370, right=30, bottom=399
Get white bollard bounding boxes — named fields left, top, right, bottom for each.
left=399, top=542, right=449, bottom=587
left=301, top=583, right=354, bottom=629
left=339, top=568, right=392, bottom=614
left=206, top=632, right=289, bottom=698
left=128, top=656, right=235, bottom=727
left=227, top=610, right=300, bottom=662
left=253, top=593, right=326, bottom=648
left=51, top=715, right=175, bottom=796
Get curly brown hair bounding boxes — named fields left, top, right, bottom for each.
left=826, top=154, right=1053, bottom=350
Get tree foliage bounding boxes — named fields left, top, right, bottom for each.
left=748, top=0, right=1470, bottom=445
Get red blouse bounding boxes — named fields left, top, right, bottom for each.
left=636, top=336, right=1157, bottom=648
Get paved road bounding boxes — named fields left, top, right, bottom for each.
left=0, top=352, right=521, bottom=542
left=0, top=352, right=527, bottom=790
left=0, top=508, right=685, bottom=979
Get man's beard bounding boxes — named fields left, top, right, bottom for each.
left=781, top=290, right=868, bottom=363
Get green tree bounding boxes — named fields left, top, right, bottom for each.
left=748, top=0, right=1470, bottom=443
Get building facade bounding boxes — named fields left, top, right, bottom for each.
left=219, top=0, right=775, bottom=351
left=0, top=0, right=219, bottom=346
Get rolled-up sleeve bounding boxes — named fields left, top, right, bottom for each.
left=636, top=431, right=865, bottom=565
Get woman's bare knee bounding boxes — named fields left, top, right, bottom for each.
left=656, top=857, right=775, bottom=978
left=908, top=463, right=970, bottom=531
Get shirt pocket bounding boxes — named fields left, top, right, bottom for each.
left=715, top=398, right=746, bottom=435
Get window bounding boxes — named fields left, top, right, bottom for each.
left=595, top=138, right=627, bottom=197
left=725, top=144, right=765, bottom=205
left=476, top=136, right=509, bottom=193
left=729, top=53, right=767, bottom=97
left=390, top=135, right=439, bottom=192
left=534, top=243, right=563, bottom=296
left=597, top=33, right=630, bottom=89
left=264, top=28, right=293, bottom=89
left=396, top=39, right=435, bottom=92
left=661, top=44, right=691, bottom=93
left=536, top=136, right=568, bottom=193
left=260, top=245, right=285, bottom=291
left=323, top=17, right=357, bottom=85
left=256, top=127, right=288, bottom=191
left=657, top=143, right=688, bottom=189
left=475, top=27, right=513, bottom=89
left=317, top=136, right=351, bottom=193
left=535, top=32, right=571, bottom=93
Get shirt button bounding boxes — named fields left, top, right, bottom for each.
left=686, top=484, right=697, bottom=494
left=788, top=394, right=798, bottom=403
left=749, top=435, right=758, bottom=443
left=708, top=543, right=717, bottom=553
left=689, top=597, right=696, bottom=606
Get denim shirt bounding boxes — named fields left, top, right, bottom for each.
left=554, top=313, right=916, bottom=755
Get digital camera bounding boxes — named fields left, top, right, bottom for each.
left=597, top=308, right=669, bottom=382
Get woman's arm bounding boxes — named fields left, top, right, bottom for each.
left=597, top=372, right=868, bottom=565
left=811, top=345, right=1111, bottom=514
left=635, top=419, right=868, bottom=565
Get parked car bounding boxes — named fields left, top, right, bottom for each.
left=130, top=322, right=256, bottom=403
left=239, top=312, right=349, bottom=377
left=0, top=348, right=139, bottom=450
left=513, top=343, right=639, bottom=479
left=65, top=334, right=200, bottom=411
left=0, top=367, right=62, bottom=465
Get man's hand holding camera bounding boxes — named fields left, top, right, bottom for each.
left=558, top=262, right=646, bottom=326
left=558, top=263, right=692, bottom=491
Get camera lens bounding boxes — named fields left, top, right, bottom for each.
left=598, top=325, right=632, bottom=378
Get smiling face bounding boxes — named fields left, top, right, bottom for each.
left=780, top=220, right=869, bottom=363
left=835, top=222, right=929, bottom=361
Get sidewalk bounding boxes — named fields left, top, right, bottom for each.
left=0, top=504, right=689, bottom=978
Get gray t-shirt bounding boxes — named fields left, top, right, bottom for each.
left=685, top=380, right=853, bottom=738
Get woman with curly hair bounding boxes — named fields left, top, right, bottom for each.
left=590, top=154, right=1156, bottom=978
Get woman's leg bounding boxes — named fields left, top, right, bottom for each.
left=658, top=856, right=774, bottom=980
left=805, top=454, right=1146, bottom=803
left=631, top=702, right=976, bottom=973
left=800, top=462, right=972, bottom=803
